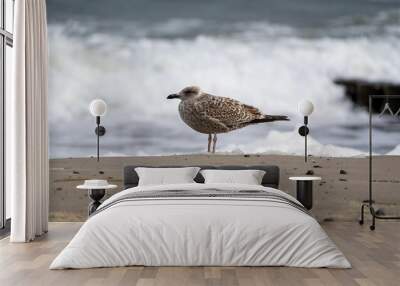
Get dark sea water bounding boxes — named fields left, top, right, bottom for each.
left=47, top=0, right=400, bottom=158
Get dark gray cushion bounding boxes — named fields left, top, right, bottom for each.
left=123, top=165, right=279, bottom=190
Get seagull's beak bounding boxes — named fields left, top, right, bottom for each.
left=167, top=94, right=180, bottom=99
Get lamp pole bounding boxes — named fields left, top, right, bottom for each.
left=298, top=100, right=314, bottom=163
left=94, top=116, right=106, bottom=162
left=96, top=116, right=100, bottom=161
left=89, top=99, right=107, bottom=162
left=304, top=116, right=308, bottom=162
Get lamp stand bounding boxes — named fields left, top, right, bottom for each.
left=94, top=116, right=106, bottom=162
left=304, top=116, right=308, bottom=163
left=298, top=116, right=309, bottom=163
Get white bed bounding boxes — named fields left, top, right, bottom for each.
left=50, top=182, right=350, bottom=269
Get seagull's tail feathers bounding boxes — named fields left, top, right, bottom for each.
left=249, top=115, right=290, bottom=124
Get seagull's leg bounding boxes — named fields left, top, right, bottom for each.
left=212, top=134, right=217, bottom=153
left=208, top=134, right=212, bottom=153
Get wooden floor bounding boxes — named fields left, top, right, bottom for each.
left=0, top=222, right=399, bottom=286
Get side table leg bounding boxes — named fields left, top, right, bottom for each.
left=88, top=189, right=106, bottom=215
left=297, top=181, right=313, bottom=210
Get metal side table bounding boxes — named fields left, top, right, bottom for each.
left=289, top=176, right=321, bottom=210
left=77, top=180, right=117, bottom=215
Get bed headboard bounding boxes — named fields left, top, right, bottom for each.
left=123, top=165, right=280, bottom=189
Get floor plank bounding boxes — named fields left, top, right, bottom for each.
left=0, top=222, right=399, bottom=286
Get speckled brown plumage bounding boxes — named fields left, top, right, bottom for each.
left=168, top=86, right=289, bottom=152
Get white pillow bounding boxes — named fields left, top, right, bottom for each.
left=200, top=169, right=266, bottom=185
left=135, top=167, right=200, bottom=186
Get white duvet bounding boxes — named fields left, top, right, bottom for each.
left=50, top=183, right=351, bottom=269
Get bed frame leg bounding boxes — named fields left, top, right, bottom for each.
left=359, top=204, right=366, bottom=225
left=369, top=205, right=376, bottom=231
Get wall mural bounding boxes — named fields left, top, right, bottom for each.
left=47, top=0, right=400, bottom=158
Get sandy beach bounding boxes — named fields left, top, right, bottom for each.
left=49, top=154, right=400, bottom=222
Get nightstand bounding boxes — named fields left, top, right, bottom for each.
left=289, top=176, right=321, bottom=210
left=77, top=180, right=117, bottom=215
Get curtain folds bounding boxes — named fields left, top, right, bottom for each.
left=9, top=0, right=49, bottom=242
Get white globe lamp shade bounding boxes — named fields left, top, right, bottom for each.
left=89, top=99, right=107, bottom=117
left=298, top=100, right=314, bottom=116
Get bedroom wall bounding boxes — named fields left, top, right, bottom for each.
left=49, top=154, right=400, bottom=222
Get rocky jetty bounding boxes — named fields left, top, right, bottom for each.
left=334, top=78, right=400, bottom=113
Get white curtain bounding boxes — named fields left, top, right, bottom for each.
left=8, top=0, right=49, bottom=242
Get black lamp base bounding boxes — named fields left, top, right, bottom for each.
left=95, top=126, right=106, bottom=136
left=298, top=126, right=309, bottom=136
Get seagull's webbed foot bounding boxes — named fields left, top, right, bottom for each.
left=212, top=134, right=217, bottom=153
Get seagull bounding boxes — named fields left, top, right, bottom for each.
left=167, top=86, right=289, bottom=153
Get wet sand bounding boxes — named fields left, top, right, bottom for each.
left=49, top=154, right=400, bottom=222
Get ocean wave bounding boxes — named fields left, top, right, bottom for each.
left=49, top=7, right=400, bottom=39
left=220, top=130, right=367, bottom=157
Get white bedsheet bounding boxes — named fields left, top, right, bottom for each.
left=50, top=183, right=351, bottom=269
